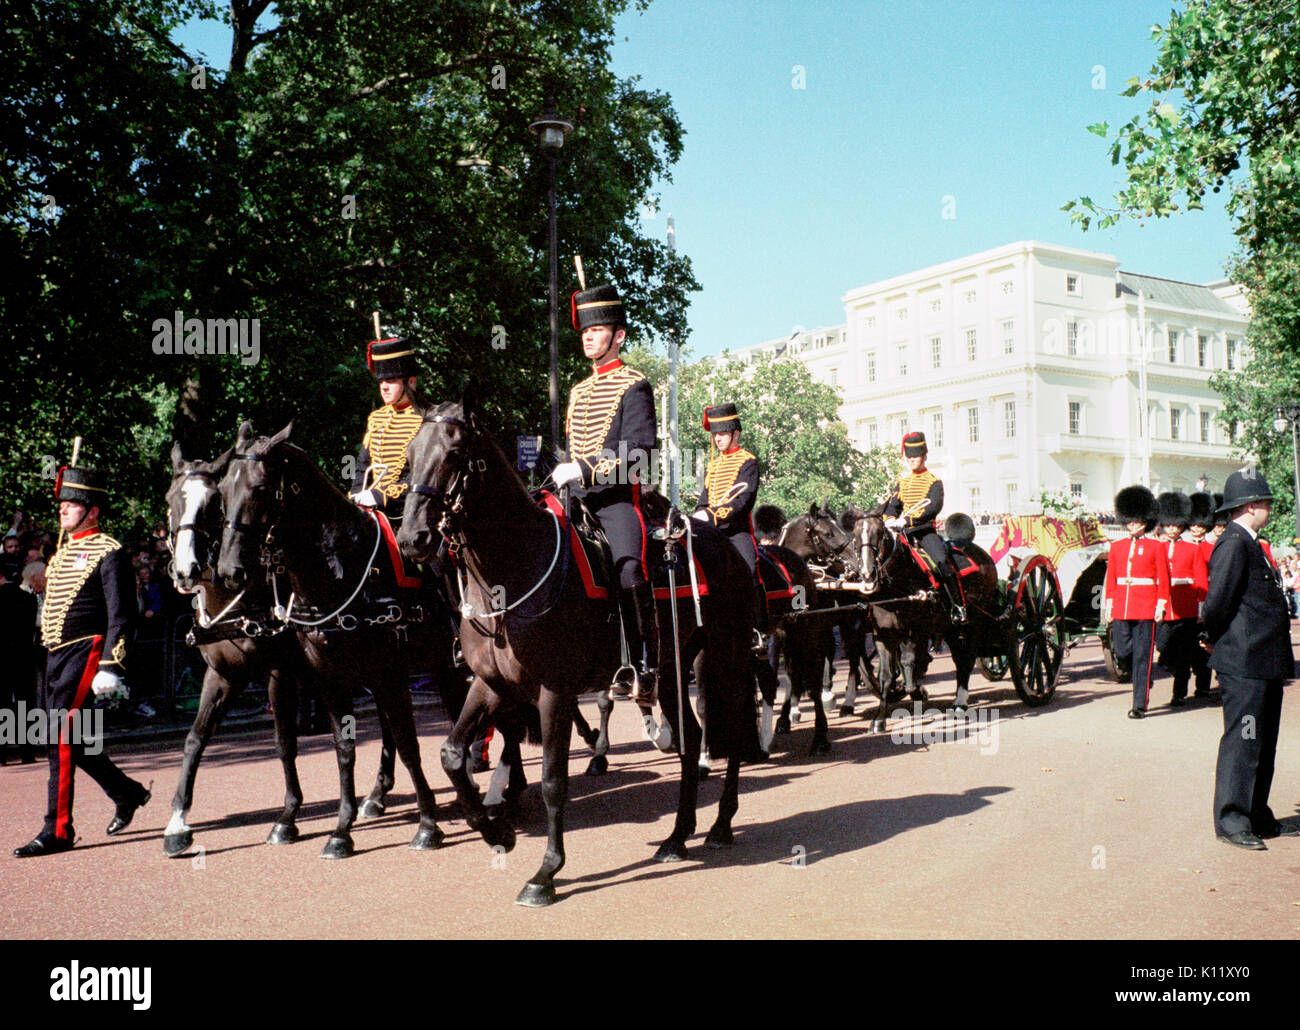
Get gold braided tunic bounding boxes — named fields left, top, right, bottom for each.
left=353, top=401, right=423, bottom=504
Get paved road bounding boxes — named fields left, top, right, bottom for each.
left=2, top=634, right=1297, bottom=939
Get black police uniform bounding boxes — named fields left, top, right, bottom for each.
left=1203, top=473, right=1296, bottom=844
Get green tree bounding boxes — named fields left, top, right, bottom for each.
left=1065, top=0, right=1300, bottom=540
left=1, top=0, right=696, bottom=531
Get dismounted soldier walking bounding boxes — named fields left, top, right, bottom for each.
left=1155, top=492, right=1207, bottom=708
left=1187, top=491, right=1216, bottom=697
left=883, top=431, right=967, bottom=622
left=551, top=283, right=659, bottom=702
left=1202, top=468, right=1298, bottom=849
left=350, top=333, right=423, bottom=526
left=1103, top=485, right=1171, bottom=719
left=13, top=467, right=151, bottom=858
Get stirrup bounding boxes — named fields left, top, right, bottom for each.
left=633, top=670, right=657, bottom=705
left=952, top=604, right=968, bottom=623
left=609, top=665, right=636, bottom=700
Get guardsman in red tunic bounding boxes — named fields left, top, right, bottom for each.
left=350, top=334, right=423, bottom=526
left=1186, top=491, right=1216, bottom=697
left=1104, top=485, right=1171, bottom=719
left=13, top=467, right=150, bottom=857
left=884, top=431, right=967, bottom=622
left=551, top=283, right=659, bottom=702
left=1155, top=492, right=1207, bottom=707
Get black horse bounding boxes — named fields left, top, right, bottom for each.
left=397, top=388, right=760, bottom=906
left=162, top=443, right=423, bottom=856
left=215, top=422, right=452, bottom=858
left=851, top=509, right=1000, bottom=731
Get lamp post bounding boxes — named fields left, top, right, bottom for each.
left=1272, top=403, right=1300, bottom=544
left=529, top=110, right=573, bottom=454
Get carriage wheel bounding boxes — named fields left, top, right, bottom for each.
left=1101, top=626, right=1131, bottom=683
left=1007, top=557, right=1065, bottom=707
left=977, top=654, right=1009, bottom=681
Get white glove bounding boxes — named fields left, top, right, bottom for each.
left=1197, top=602, right=1204, bottom=620
left=350, top=489, right=384, bottom=508
left=91, top=670, right=127, bottom=700
left=692, top=510, right=710, bottom=521
left=552, top=461, right=582, bottom=489
left=885, top=517, right=904, bottom=531
left=1154, top=599, right=1166, bottom=621
left=1102, top=600, right=1112, bottom=625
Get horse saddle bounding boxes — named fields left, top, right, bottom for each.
left=757, top=545, right=797, bottom=601
left=906, top=538, right=981, bottom=582
left=534, top=490, right=610, bottom=600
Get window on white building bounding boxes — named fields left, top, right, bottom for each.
left=1201, top=410, right=1211, bottom=443
left=1067, top=321, right=1079, bottom=357
left=1068, top=401, right=1081, bottom=435
left=969, top=486, right=981, bottom=511
left=1002, top=319, right=1015, bottom=355
left=1001, top=280, right=1015, bottom=295
left=1227, top=338, right=1239, bottom=370
left=866, top=352, right=876, bottom=383
left=931, top=412, right=944, bottom=447
left=1006, top=482, right=1019, bottom=512
left=1170, top=407, right=1181, bottom=440
left=964, top=289, right=976, bottom=304
left=966, top=328, right=977, bottom=362
left=829, top=367, right=838, bottom=387
left=1066, top=274, right=1080, bottom=295
left=967, top=406, right=980, bottom=443
left=897, top=346, right=908, bottom=376
left=868, top=422, right=878, bottom=449
left=930, top=336, right=942, bottom=369
left=1168, top=328, right=1179, bottom=363
left=1198, top=334, right=1209, bottom=368
left=1004, top=400, right=1016, bottom=439
left=1070, top=483, right=1084, bottom=502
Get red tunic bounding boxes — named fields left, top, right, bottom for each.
left=1105, top=535, right=1171, bottom=620
left=1163, top=538, right=1207, bottom=620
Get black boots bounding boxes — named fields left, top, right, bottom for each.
left=938, top=564, right=967, bottom=623
left=614, top=584, right=660, bottom=703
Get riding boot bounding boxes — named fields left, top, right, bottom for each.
left=753, top=578, right=769, bottom=649
left=610, top=588, right=639, bottom=698
left=939, top=563, right=967, bottom=623
left=632, top=582, right=660, bottom=704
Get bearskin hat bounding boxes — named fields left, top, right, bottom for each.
left=754, top=504, right=787, bottom=539
left=1188, top=491, right=1215, bottom=530
left=1157, top=491, right=1191, bottom=529
left=1115, top=485, right=1158, bottom=531
left=944, top=512, right=976, bottom=544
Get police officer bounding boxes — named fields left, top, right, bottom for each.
left=1203, top=469, right=1298, bottom=848
left=883, top=431, right=966, bottom=622
left=551, top=284, right=659, bottom=702
left=350, top=334, right=423, bottom=525
left=1155, top=492, right=1207, bottom=707
left=13, top=467, right=150, bottom=857
left=1103, top=485, right=1171, bottom=719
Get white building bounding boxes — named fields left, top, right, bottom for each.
left=729, top=241, right=1249, bottom=514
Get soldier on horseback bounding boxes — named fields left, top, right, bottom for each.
left=350, top=332, right=423, bottom=526
left=883, top=430, right=968, bottom=623
left=551, top=283, right=660, bottom=703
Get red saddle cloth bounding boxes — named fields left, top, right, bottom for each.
left=757, top=546, right=796, bottom=602
left=535, top=491, right=609, bottom=600
left=371, top=509, right=421, bottom=590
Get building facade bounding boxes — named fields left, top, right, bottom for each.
left=730, top=241, right=1249, bottom=514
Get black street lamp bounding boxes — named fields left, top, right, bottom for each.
left=1272, top=403, right=1300, bottom=543
left=529, top=110, right=573, bottom=454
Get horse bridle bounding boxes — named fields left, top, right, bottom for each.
left=808, top=515, right=861, bottom=578
left=168, top=468, right=223, bottom=582
left=223, top=451, right=294, bottom=571
left=409, top=411, right=486, bottom=529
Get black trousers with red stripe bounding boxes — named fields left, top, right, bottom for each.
left=40, top=637, right=144, bottom=840
left=586, top=492, right=648, bottom=590
left=1110, top=618, right=1158, bottom=712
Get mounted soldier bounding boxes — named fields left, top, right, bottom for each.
left=550, top=283, right=659, bottom=703
left=883, top=431, right=967, bottom=622
left=14, top=466, right=151, bottom=857
left=350, top=331, right=423, bottom=527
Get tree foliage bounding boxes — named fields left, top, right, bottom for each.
left=1066, top=0, right=1300, bottom=540
left=1, top=0, right=696, bottom=531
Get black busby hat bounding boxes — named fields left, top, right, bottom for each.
left=571, top=284, right=626, bottom=331
left=55, top=465, right=109, bottom=513
left=944, top=512, right=976, bottom=544
left=366, top=336, right=419, bottom=380
left=1115, top=485, right=1158, bottom=531
left=703, top=403, right=741, bottom=434
left=1217, top=467, right=1275, bottom=513
left=754, top=504, right=786, bottom=539
left=1189, top=491, right=1215, bottom=530
left=1157, top=491, right=1191, bottom=529
left=901, top=431, right=927, bottom=458
left=1212, top=493, right=1229, bottom=527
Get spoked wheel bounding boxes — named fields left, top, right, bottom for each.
left=977, top=653, right=1009, bottom=681
left=1007, top=556, right=1065, bottom=707
left=1101, top=626, right=1131, bottom=682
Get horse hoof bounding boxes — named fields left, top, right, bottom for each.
left=266, top=822, right=300, bottom=846
left=320, top=833, right=354, bottom=859
left=790, top=709, right=802, bottom=723
left=654, top=839, right=688, bottom=863
left=871, top=719, right=887, bottom=733
left=810, top=737, right=832, bottom=757
left=358, top=799, right=386, bottom=820
left=485, top=819, right=516, bottom=853
left=652, top=725, right=675, bottom=753
left=162, top=831, right=193, bottom=857
left=409, top=825, right=444, bottom=851
left=838, top=705, right=855, bottom=718
left=910, top=690, right=928, bottom=704
left=774, top=717, right=791, bottom=735
left=697, top=762, right=711, bottom=780
left=515, top=882, right=556, bottom=907
left=951, top=705, right=968, bottom=719
left=704, top=826, right=734, bottom=849
left=585, top=755, right=608, bottom=776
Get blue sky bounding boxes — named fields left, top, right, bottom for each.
left=176, top=2, right=1238, bottom=358
left=609, top=0, right=1237, bottom=356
